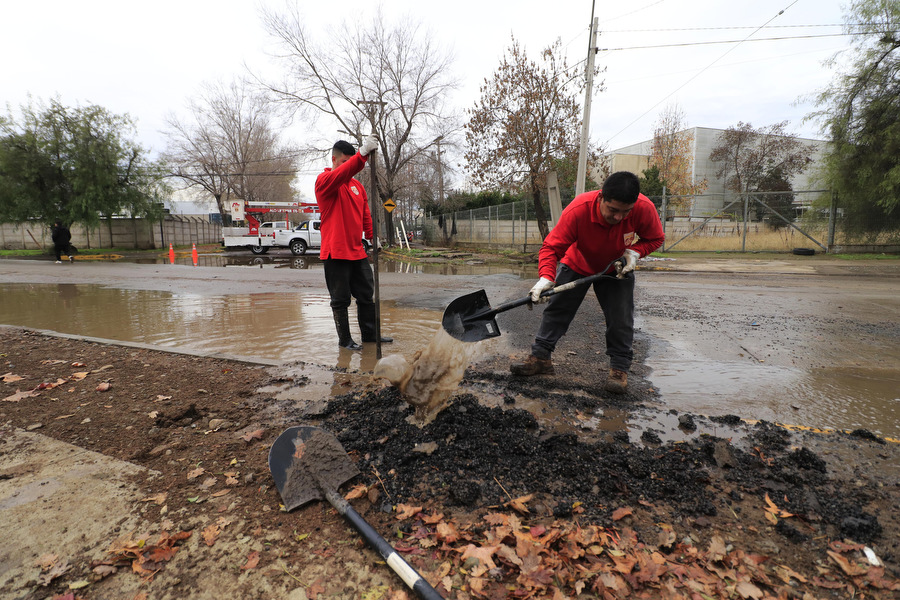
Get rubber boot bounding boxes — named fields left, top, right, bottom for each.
left=357, top=303, right=393, bottom=344
left=332, top=309, right=362, bottom=350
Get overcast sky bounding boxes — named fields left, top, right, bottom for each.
left=3, top=0, right=852, bottom=196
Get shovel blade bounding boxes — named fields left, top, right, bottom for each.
left=268, top=426, right=360, bottom=512
left=441, top=289, right=502, bottom=343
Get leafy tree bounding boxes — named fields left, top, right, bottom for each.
left=638, top=165, right=666, bottom=203
left=0, top=99, right=165, bottom=227
left=260, top=6, right=459, bottom=243
left=650, top=103, right=707, bottom=212
left=549, top=153, right=600, bottom=202
left=709, top=121, right=813, bottom=197
left=464, top=36, right=599, bottom=239
left=810, top=0, right=899, bottom=237
left=163, top=80, right=300, bottom=219
left=757, top=166, right=796, bottom=228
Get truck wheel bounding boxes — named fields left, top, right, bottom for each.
left=290, top=239, right=308, bottom=256
left=250, top=245, right=269, bottom=255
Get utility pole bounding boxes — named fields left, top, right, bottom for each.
left=358, top=99, right=386, bottom=358
left=575, top=16, right=599, bottom=196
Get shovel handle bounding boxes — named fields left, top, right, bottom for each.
left=490, top=262, right=623, bottom=316
left=325, top=489, right=444, bottom=600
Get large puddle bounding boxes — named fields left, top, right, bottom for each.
left=2, top=266, right=898, bottom=440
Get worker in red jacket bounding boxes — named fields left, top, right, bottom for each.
left=510, top=171, right=664, bottom=393
left=315, top=136, right=392, bottom=350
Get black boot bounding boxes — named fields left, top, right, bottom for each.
left=357, top=303, right=393, bottom=343
left=332, top=309, right=362, bottom=350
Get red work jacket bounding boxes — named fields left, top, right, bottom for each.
left=538, top=190, right=665, bottom=281
left=315, top=152, right=374, bottom=260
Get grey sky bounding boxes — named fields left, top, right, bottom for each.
left=3, top=0, right=851, bottom=195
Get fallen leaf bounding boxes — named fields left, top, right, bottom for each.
left=827, top=550, right=868, bottom=577
left=395, top=503, right=422, bottom=520
left=92, top=564, right=117, bottom=578
left=187, top=468, right=205, bottom=480
left=241, top=429, right=264, bottom=442
left=345, top=484, right=370, bottom=500
left=71, top=362, right=86, bottom=367
left=70, top=372, right=88, bottom=380
left=611, top=506, right=633, bottom=521
left=37, top=378, right=68, bottom=390
left=735, top=581, right=764, bottom=599
left=1, top=372, right=25, bottom=383
left=41, top=359, right=66, bottom=365
left=422, top=512, right=444, bottom=525
left=155, top=395, right=171, bottom=401
left=142, top=493, right=168, bottom=505
left=211, top=489, right=230, bottom=497
left=3, top=388, right=41, bottom=402
left=707, top=535, right=727, bottom=562
left=199, top=477, right=218, bottom=490
left=148, top=411, right=158, bottom=418
left=202, top=524, right=221, bottom=547
left=506, top=493, right=533, bottom=514
left=460, top=544, right=499, bottom=570
left=55, top=413, right=76, bottom=420
left=241, top=551, right=260, bottom=570
left=95, top=381, right=111, bottom=392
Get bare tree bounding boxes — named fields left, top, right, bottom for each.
left=709, top=121, right=813, bottom=196
left=650, top=103, right=707, bottom=211
left=259, top=6, right=459, bottom=241
left=162, top=80, right=301, bottom=218
left=464, top=36, right=599, bottom=239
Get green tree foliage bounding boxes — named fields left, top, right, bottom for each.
left=0, top=99, right=165, bottom=227
left=638, top=165, right=666, bottom=204
left=812, top=0, right=899, bottom=237
left=464, top=36, right=597, bottom=239
left=757, top=167, right=796, bottom=228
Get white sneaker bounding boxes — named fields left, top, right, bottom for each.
left=55, top=260, right=62, bottom=264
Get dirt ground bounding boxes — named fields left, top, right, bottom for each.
left=1, top=254, right=899, bottom=599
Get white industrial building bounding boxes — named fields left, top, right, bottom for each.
left=605, top=126, right=829, bottom=217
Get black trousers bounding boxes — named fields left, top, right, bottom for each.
left=323, top=258, right=377, bottom=337
left=531, top=263, right=635, bottom=372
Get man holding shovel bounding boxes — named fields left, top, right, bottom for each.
left=510, top=171, right=663, bottom=393
left=316, top=137, right=392, bottom=350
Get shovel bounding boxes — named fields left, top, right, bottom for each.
left=268, top=426, right=443, bottom=600
left=441, top=260, right=624, bottom=343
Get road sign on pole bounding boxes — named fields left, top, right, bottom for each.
left=383, top=199, right=396, bottom=213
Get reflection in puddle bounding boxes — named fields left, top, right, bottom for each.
left=646, top=342, right=900, bottom=439
left=0, top=283, right=439, bottom=369
left=130, top=250, right=539, bottom=277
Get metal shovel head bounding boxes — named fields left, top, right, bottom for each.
left=441, top=289, right=501, bottom=343
left=268, top=426, right=360, bottom=512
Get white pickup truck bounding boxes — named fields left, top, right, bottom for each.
left=275, top=220, right=373, bottom=255
left=223, top=220, right=371, bottom=255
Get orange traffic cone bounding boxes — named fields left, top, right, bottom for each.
left=191, top=243, right=198, bottom=266
left=168, top=243, right=175, bottom=264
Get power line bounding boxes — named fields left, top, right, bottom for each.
left=603, top=0, right=804, bottom=146
left=599, top=31, right=881, bottom=52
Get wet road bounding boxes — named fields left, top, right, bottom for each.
left=1, top=254, right=898, bottom=437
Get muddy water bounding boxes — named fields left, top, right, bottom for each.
left=0, top=283, right=440, bottom=370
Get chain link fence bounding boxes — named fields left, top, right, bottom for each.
left=425, top=190, right=900, bottom=254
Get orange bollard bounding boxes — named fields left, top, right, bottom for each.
left=191, top=243, right=198, bottom=266
left=168, top=243, right=175, bottom=264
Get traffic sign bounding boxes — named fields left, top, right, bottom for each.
left=383, top=199, right=396, bottom=213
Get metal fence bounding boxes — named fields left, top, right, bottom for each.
left=425, top=190, right=900, bottom=254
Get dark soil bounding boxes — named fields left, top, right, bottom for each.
left=1, top=327, right=898, bottom=599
